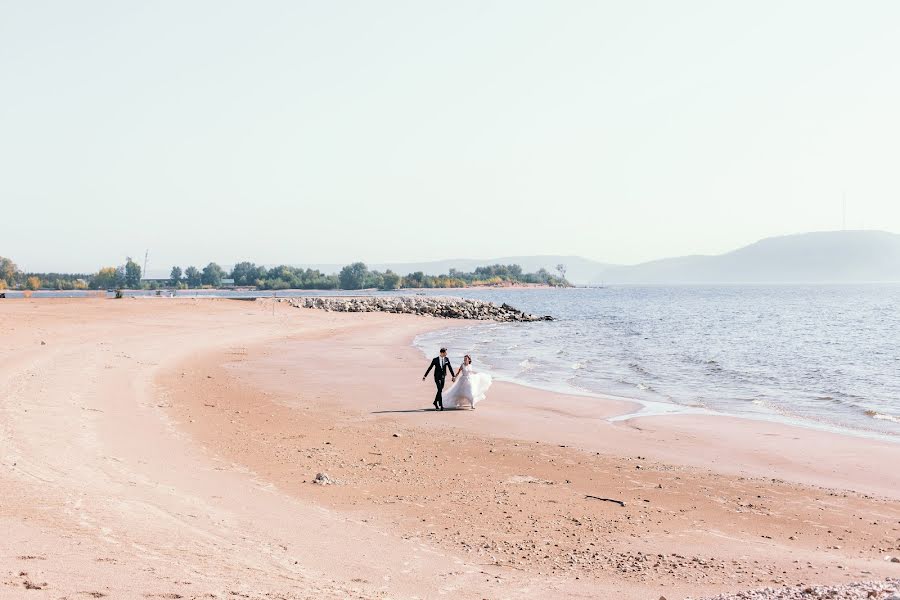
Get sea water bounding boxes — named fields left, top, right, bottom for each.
left=413, top=285, right=900, bottom=439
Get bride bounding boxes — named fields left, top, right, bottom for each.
left=442, top=355, right=492, bottom=410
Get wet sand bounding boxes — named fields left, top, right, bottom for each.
left=2, top=299, right=898, bottom=599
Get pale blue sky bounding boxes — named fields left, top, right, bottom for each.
left=2, top=1, right=899, bottom=273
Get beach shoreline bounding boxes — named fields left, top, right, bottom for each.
left=2, top=298, right=899, bottom=599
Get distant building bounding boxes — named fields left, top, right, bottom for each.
left=219, top=278, right=235, bottom=289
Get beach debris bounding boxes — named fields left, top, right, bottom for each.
left=23, top=580, right=43, bottom=590
left=505, top=475, right=553, bottom=485
left=269, top=296, right=553, bottom=322
left=585, top=495, right=626, bottom=507
left=40, top=341, right=46, bottom=345
left=312, top=472, right=336, bottom=485
left=688, top=578, right=900, bottom=599
left=392, top=433, right=401, bottom=438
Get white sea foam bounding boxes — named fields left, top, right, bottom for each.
left=870, top=412, right=900, bottom=424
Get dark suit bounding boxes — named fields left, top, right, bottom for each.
left=424, top=356, right=454, bottom=409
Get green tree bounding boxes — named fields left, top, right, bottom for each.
left=124, top=257, right=142, bottom=288
left=91, top=267, right=119, bottom=289
left=184, top=266, right=201, bottom=288
left=556, top=264, right=567, bottom=280
left=25, top=276, right=41, bottom=290
left=366, top=271, right=385, bottom=290
left=381, top=270, right=401, bottom=290
left=0, top=256, right=17, bottom=286
left=339, top=262, right=369, bottom=290
left=403, top=271, right=426, bottom=288
left=201, top=262, right=224, bottom=287
left=231, top=262, right=259, bottom=286
left=170, top=266, right=182, bottom=286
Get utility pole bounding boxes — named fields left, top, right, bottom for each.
left=143, top=249, right=149, bottom=277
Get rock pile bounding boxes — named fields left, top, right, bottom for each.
left=312, top=472, right=336, bottom=485
left=275, top=296, right=553, bottom=322
left=690, top=578, right=900, bottom=600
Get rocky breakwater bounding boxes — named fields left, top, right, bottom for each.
left=275, top=296, right=553, bottom=322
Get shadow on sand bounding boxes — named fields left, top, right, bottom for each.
left=370, top=408, right=467, bottom=414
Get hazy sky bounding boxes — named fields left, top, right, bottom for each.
left=2, top=1, right=900, bottom=273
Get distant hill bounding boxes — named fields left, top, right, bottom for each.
left=296, top=256, right=614, bottom=285
left=154, top=230, right=900, bottom=285
left=595, top=230, right=900, bottom=284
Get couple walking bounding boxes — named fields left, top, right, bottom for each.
left=422, top=347, right=492, bottom=411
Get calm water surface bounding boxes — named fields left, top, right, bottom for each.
left=414, top=285, right=900, bottom=439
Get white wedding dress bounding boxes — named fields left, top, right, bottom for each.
left=442, top=363, right=492, bottom=409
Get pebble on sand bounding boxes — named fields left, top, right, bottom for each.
left=690, top=578, right=900, bottom=600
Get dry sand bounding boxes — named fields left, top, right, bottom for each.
left=1, top=298, right=898, bottom=599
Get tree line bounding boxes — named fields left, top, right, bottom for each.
left=218, top=261, right=567, bottom=289
left=1, top=255, right=569, bottom=291
left=1, top=256, right=94, bottom=291
left=0, top=256, right=146, bottom=291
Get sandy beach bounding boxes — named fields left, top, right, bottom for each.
left=2, top=298, right=899, bottom=599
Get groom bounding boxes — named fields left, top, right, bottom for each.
left=423, top=347, right=455, bottom=411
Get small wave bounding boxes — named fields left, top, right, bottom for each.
left=571, top=362, right=584, bottom=370
left=518, top=359, right=535, bottom=371
left=866, top=410, right=900, bottom=424
left=628, top=362, right=650, bottom=376
left=749, top=398, right=795, bottom=419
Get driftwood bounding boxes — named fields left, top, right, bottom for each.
left=585, top=495, right=626, bottom=507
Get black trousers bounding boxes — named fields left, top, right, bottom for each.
left=433, top=377, right=445, bottom=408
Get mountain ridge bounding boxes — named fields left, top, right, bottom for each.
left=595, top=230, right=900, bottom=284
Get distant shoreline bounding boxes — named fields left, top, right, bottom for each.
left=0, top=283, right=568, bottom=299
